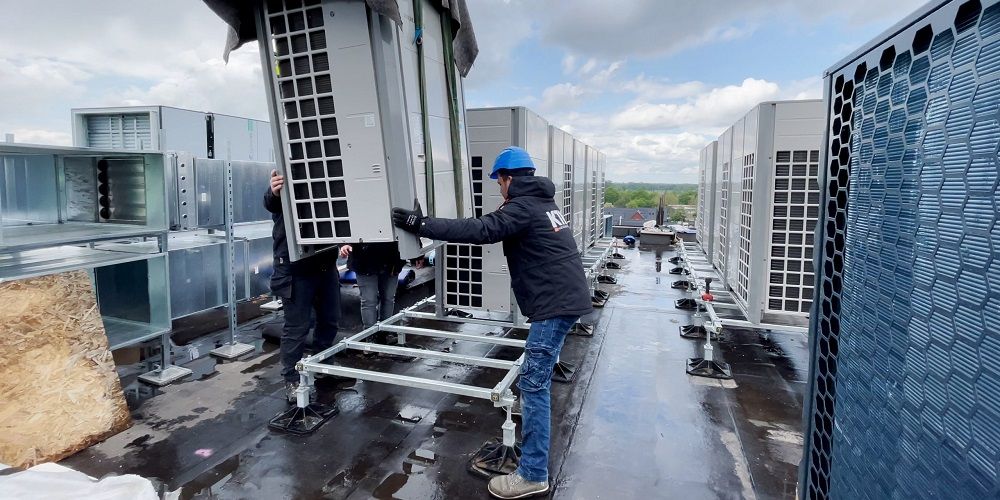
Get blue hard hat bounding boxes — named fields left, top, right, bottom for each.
left=490, top=146, right=535, bottom=179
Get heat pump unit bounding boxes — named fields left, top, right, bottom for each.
left=255, top=0, right=472, bottom=260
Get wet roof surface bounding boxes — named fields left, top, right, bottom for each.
left=63, top=245, right=807, bottom=499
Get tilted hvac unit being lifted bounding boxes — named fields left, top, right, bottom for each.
left=443, top=107, right=550, bottom=317
left=696, top=141, right=718, bottom=262
left=801, top=1, right=1000, bottom=499
left=710, top=100, right=824, bottom=326
left=253, top=0, right=474, bottom=260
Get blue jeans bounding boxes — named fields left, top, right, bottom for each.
left=356, top=271, right=399, bottom=328
left=516, top=315, right=579, bottom=483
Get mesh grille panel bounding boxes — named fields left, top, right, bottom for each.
left=768, top=149, right=820, bottom=314
left=736, top=153, right=755, bottom=303
left=562, top=163, right=572, bottom=222
left=445, top=155, right=486, bottom=309
left=265, top=0, right=351, bottom=240
left=716, top=161, right=731, bottom=273
left=803, top=2, right=1000, bottom=498
left=86, top=114, right=153, bottom=150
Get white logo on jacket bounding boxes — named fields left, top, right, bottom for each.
left=545, top=210, right=569, bottom=232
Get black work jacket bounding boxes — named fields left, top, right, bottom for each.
left=418, top=176, right=592, bottom=321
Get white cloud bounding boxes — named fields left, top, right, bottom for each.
left=561, top=55, right=577, bottom=75
left=461, top=0, right=535, bottom=89
left=539, top=83, right=586, bottom=112
left=611, top=78, right=783, bottom=131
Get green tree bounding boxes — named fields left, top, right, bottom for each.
left=670, top=211, right=687, bottom=222
left=605, top=185, right=623, bottom=206
left=677, top=189, right=698, bottom=205
left=662, top=192, right=680, bottom=205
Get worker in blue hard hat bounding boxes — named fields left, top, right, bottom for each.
left=391, top=146, right=592, bottom=499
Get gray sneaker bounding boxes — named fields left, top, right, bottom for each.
left=487, top=473, right=549, bottom=499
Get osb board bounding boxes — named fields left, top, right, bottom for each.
left=0, top=270, right=131, bottom=468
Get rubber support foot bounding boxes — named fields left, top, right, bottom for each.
left=668, top=267, right=687, bottom=275
left=612, top=253, right=626, bottom=259
left=268, top=403, right=339, bottom=435
left=552, top=360, right=576, bottom=383
left=668, top=256, right=683, bottom=264
left=571, top=323, right=595, bottom=337
left=674, top=298, right=699, bottom=311
left=686, top=358, right=733, bottom=380
left=671, top=280, right=691, bottom=290
left=679, top=324, right=708, bottom=339
left=605, top=261, right=622, bottom=270
left=447, top=308, right=474, bottom=319
left=597, top=275, right=617, bottom=284
left=469, top=438, right=522, bottom=479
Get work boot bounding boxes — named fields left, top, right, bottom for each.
left=487, top=473, right=549, bottom=499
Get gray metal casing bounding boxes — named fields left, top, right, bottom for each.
left=572, top=139, right=587, bottom=252
left=548, top=126, right=575, bottom=226
left=255, top=0, right=472, bottom=261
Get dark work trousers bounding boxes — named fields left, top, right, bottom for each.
left=280, top=266, right=341, bottom=383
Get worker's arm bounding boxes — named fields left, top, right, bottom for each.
left=394, top=202, right=530, bottom=244
left=264, top=169, right=283, bottom=214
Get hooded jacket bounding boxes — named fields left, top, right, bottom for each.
left=418, top=176, right=593, bottom=321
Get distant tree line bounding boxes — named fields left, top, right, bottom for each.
left=605, top=182, right=698, bottom=210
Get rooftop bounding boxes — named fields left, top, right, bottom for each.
left=62, top=246, right=807, bottom=499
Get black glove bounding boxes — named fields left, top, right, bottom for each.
left=392, top=205, right=424, bottom=234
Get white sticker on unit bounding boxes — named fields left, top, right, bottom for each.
left=364, top=113, right=376, bottom=127
left=201, top=193, right=208, bottom=202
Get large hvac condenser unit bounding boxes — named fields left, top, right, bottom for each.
left=254, top=0, right=473, bottom=260
left=709, top=100, right=824, bottom=325
left=801, top=1, right=1000, bottom=499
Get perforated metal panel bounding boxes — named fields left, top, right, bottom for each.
left=736, top=152, right=755, bottom=304
left=802, top=1, right=1000, bottom=498
left=715, top=128, right=733, bottom=274
left=696, top=141, right=718, bottom=260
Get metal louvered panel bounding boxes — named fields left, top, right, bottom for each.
left=802, top=1, right=1000, bottom=499
left=85, top=114, right=153, bottom=150
left=736, top=152, right=755, bottom=304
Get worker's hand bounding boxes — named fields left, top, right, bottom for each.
left=339, top=245, right=352, bottom=258
left=270, top=169, right=284, bottom=195
left=391, top=206, right=424, bottom=234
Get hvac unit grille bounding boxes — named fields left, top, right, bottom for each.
left=264, top=0, right=351, bottom=240
left=86, top=114, right=153, bottom=150
left=471, top=156, right=485, bottom=218
left=697, top=160, right=708, bottom=246
left=562, top=163, right=572, bottom=222
left=767, top=150, right=820, bottom=314
left=803, top=2, right=1000, bottom=499
left=599, top=170, right=606, bottom=237
left=445, top=155, right=486, bottom=309
left=590, top=169, right=599, bottom=244
left=736, top=154, right=755, bottom=304
left=716, top=161, right=731, bottom=272
left=444, top=244, right=484, bottom=308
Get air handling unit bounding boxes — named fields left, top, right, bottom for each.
left=696, top=141, right=718, bottom=262
left=801, top=1, right=1000, bottom=499
left=71, top=106, right=274, bottom=162
left=252, top=0, right=474, bottom=260
left=710, top=100, right=824, bottom=326
left=443, top=107, right=550, bottom=316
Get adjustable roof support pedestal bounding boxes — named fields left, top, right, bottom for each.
left=685, top=279, right=732, bottom=380
left=470, top=392, right=521, bottom=478
left=680, top=277, right=710, bottom=340
left=212, top=161, right=255, bottom=359
left=268, top=368, right=339, bottom=434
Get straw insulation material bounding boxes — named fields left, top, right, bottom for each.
left=0, top=270, right=131, bottom=468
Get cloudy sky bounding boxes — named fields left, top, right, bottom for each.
left=1, top=0, right=924, bottom=183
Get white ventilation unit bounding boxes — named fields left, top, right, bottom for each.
left=707, top=100, right=824, bottom=325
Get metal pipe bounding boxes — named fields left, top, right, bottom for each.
left=403, top=310, right=528, bottom=329
left=343, top=341, right=515, bottom=369
left=298, top=362, right=494, bottom=400
left=379, top=324, right=526, bottom=347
